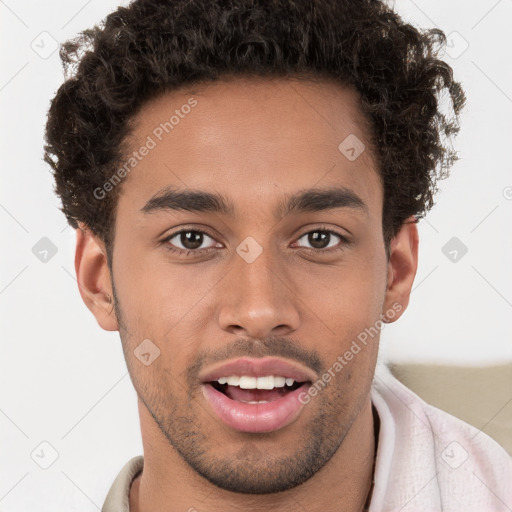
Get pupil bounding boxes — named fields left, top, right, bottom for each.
left=181, top=231, right=203, bottom=250
left=309, top=231, right=329, bottom=249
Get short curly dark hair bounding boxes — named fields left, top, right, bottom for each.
left=44, top=0, right=465, bottom=263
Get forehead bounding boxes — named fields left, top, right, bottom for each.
left=116, top=76, right=382, bottom=221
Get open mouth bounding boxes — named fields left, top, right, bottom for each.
left=200, top=357, right=316, bottom=433
left=209, top=376, right=307, bottom=404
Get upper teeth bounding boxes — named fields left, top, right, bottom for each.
left=217, top=376, right=296, bottom=389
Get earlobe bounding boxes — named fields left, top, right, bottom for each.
left=74, top=224, right=119, bottom=331
left=382, top=217, right=419, bottom=323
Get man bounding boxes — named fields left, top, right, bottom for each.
left=44, top=0, right=511, bottom=510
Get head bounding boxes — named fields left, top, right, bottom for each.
left=44, top=0, right=465, bottom=495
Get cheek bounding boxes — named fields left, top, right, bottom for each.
left=297, top=255, right=387, bottom=324
left=113, top=257, right=215, bottom=376
left=294, top=256, right=386, bottom=368
left=113, top=247, right=208, bottom=329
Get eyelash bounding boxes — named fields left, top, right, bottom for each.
left=161, top=226, right=350, bottom=257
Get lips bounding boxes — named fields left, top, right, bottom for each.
left=200, top=357, right=315, bottom=433
left=199, top=357, right=317, bottom=383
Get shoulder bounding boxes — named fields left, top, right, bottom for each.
left=370, top=364, right=512, bottom=511
left=102, top=456, right=144, bottom=512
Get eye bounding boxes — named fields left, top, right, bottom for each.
left=293, top=228, right=348, bottom=252
left=163, top=229, right=221, bottom=255
left=161, top=226, right=349, bottom=258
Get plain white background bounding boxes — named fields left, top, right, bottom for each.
left=0, top=0, right=511, bottom=510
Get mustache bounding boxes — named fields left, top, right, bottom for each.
left=187, top=335, right=324, bottom=386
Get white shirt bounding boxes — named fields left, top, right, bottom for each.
left=102, top=365, right=512, bottom=511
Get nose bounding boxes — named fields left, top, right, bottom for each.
left=217, top=245, right=300, bottom=339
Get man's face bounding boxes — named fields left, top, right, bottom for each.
left=107, top=77, right=391, bottom=493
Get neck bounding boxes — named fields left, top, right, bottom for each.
left=130, top=396, right=376, bottom=512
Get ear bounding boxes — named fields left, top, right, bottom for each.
left=74, top=223, right=119, bottom=331
left=382, top=216, right=419, bottom=323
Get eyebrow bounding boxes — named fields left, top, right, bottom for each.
left=141, top=185, right=368, bottom=218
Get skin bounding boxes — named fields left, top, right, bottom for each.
left=75, top=76, right=418, bottom=512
